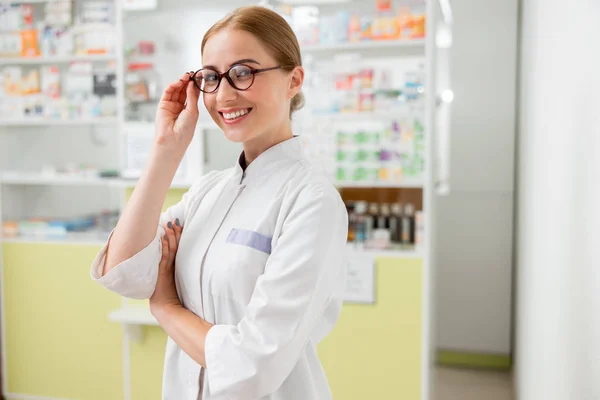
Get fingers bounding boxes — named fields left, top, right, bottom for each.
left=173, top=72, right=194, bottom=103
left=173, top=218, right=183, bottom=245
left=160, top=84, right=178, bottom=103
left=159, top=219, right=183, bottom=274
left=160, top=72, right=193, bottom=103
left=160, top=75, right=186, bottom=103
left=159, top=234, right=169, bottom=269
left=185, top=77, right=200, bottom=116
left=178, top=71, right=196, bottom=105
left=165, top=221, right=177, bottom=267
left=177, top=82, right=189, bottom=105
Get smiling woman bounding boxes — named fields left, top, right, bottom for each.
left=197, top=7, right=306, bottom=162
left=91, top=4, right=348, bottom=400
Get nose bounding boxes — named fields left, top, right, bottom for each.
left=216, top=75, right=238, bottom=104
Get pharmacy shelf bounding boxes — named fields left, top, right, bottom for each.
left=2, top=231, right=109, bottom=246
left=0, top=54, right=117, bottom=65
left=0, top=172, right=123, bottom=187
left=301, top=39, right=426, bottom=53
left=335, top=180, right=424, bottom=189
left=109, top=306, right=159, bottom=342
left=0, top=117, right=118, bottom=127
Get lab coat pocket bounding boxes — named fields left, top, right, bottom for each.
left=218, top=229, right=271, bottom=304
left=226, top=228, right=272, bottom=254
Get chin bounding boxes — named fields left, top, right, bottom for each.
left=222, top=127, right=251, bottom=143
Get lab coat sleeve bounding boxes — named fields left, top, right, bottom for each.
left=90, top=172, right=217, bottom=299
left=204, top=183, right=348, bottom=399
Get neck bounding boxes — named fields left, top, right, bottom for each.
left=243, top=121, right=294, bottom=167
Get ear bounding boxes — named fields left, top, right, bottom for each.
left=287, top=66, right=304, bottom=99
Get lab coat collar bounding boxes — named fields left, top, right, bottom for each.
left=233, top=136, right=303, bottom=185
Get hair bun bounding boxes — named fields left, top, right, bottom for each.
left=290, top=91, right=305, bottom=114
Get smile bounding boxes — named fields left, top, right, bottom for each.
left=219, top=108, right=252, bottom=124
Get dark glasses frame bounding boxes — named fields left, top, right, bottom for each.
left=190, top=64, right=282, bottom=93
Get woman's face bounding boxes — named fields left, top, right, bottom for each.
left=201, top=28, right=301, bottom=146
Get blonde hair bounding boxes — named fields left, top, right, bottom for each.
left=201, top=6, right=305, bottom=117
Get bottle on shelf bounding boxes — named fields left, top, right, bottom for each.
left=346, top=198, right=421, bottom=251
left=415, top=210, right=424, bottom=248
left=346, top=202, right=356, bottom=243
left=390, top=202, right=403, bottom=244
left=380, top=203, right=391, bottom=229
left=401, top=203, right=416, bottom=245
left=375, top=202, right=386, bottom=231
left=367, top=202, right=379, bottom=240
left=372, top=202, right=392, bottom=249
left=353, top=201, right=368, bottom=248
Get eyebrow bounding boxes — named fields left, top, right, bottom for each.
left=203, top=59, right=261, bottom=70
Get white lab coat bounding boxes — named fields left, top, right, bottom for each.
left=90, top=136, right=349, bottom=400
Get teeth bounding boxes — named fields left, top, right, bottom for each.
left=223, top=109, right=249, bottom=120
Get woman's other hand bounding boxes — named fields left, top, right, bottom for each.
left=150, top=218, right=184, bottom=316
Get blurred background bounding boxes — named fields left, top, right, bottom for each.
left=0, top=0, right=597, bottom=399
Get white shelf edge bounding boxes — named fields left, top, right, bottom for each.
left=0, top=54, right=117, bottom=65
left=308, top=107, right=426, bottom=121
left=1, top=236, right=108, bottom=246
left=346, top=245, right=423, bottom=259
left=120, top=179, right=193, bottom=189
left=301, top=39, right=426, bottom=53
left=335, top=180, right=424, bottom=189
left=0, top=174, right=194, bottom=189
left=0, top=173, right=124, bottom=187
left=0, top=117, right=118, bottom=127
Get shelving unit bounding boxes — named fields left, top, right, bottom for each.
left=0, top=0, right=206, bottom=244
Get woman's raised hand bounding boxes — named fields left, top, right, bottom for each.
left=154, top=72, right=201, bottom=153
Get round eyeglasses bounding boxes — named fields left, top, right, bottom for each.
left=190, top=64, right=282, bottom=93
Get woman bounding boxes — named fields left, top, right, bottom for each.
left=91, top=5, right=348, bottom=400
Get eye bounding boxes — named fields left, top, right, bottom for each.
left=203, top=72, right=219, bottom=82
left=231, top=65, right=253, bottom=79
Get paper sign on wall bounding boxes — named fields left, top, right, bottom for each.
left=343, top=253, right=376, bottom=304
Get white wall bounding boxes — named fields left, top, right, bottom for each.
left=434, top=0, right=519, bottom=354
left=516, top=0, right=600, bottom=399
